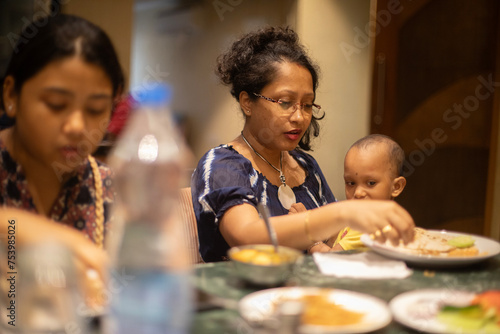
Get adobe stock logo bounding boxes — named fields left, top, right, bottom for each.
left=6, top=0, right=72, bottom=53
left=51, top=119, right=110, bottom=181
left=213, top=0, right=244, bottom=21
left=130, top=64, right=170, bottom=101
left=402, top=73, right=499, bottom=177
left=340, top=0, right=406, bottom=63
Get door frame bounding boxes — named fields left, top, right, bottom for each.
left=484, top=3, right=500, bottom=240
left=370, top=0, right=500, bottom=239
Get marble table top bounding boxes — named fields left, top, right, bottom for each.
left=191, top=251, right=500, bottom=334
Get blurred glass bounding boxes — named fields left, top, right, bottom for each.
left=14, top=242, right=82, bottom=333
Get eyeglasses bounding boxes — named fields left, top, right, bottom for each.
left=253, top=92, right=322, bottom=116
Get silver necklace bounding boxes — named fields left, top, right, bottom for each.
left=241, top=132, right=296, bottom=210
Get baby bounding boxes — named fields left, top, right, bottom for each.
left=330, top=134, right=407, bottom=250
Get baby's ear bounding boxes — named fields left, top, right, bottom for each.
left=391, top=176, right=406, bottom=198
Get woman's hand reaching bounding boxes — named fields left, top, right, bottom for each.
left=333, top=200, right=415, bottom=245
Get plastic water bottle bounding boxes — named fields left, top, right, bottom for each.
left=105, top=84, right=192, bottom=334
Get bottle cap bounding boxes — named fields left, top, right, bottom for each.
left=132, top=83, right=172, bottom=107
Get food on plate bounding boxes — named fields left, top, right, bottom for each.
left=473, top=291, right=500, bottom=318
left=383, top=228, right=481, bottom=257
left=276, top=292, right=364, bottom=326
left=437, top=290, right=500, bottom=333
left=300, top=293, right=364, bottom=326
left=230, top=248, right=294, bottom=265
left=448, top=235, right=475, bottom=248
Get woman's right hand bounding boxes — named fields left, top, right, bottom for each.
left=333, top=200, right=415, bottom=245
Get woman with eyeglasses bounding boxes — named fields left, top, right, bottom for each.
left=191, top=26, right=415, bottom=262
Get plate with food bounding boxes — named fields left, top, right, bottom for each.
left=390, top=289, right=500, bottom=333
left=360, top=228, right=500, bottom=267
left=239, top=287, right=391, bottom=333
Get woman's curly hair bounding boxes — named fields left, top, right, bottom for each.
left=215, top=26, right=323, bottom=151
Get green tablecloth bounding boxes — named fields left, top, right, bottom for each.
left=190, top=253, right=500, bottom=333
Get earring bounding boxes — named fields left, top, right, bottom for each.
left=7, top=105, right=12, bottom=111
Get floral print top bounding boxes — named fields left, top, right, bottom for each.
left=0, top=139, right=114, bottom=244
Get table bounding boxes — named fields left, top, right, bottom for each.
left=190, top=252, right=500, bottom=333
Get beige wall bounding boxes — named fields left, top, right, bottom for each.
left=295, top=0, right=371, bottom=199
left=131, top=0, right=294, bottom=165
left=63, top=0, right=134, bottom=89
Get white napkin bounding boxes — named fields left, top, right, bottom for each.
left=313, top=251, right=413, bottom=279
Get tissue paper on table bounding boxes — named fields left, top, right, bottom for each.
left=313, top=251, right=413, bottom=279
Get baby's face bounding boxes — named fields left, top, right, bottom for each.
left=344, top=145, right=397, bottom=200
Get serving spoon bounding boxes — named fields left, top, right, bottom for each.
left=257, top=202, right=279, bottom=253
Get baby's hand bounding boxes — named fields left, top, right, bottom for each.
left=288, top=202, right=307, bottom=214
left=307, top=242, right=331, bottom=254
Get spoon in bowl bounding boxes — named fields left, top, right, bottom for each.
left=257, top=202, right=279, bottom=253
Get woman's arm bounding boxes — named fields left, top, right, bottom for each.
left=219, top=200, right=414, bottom=250
left=287, top=202, right=332, bottom=253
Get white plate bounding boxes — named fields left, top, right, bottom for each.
left=390, top=289, right=479, bottom=333
left=238, top=287, right=391, bottom=333
left=361, top=230, right=500, bottom=267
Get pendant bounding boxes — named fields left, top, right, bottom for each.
left=278, top=184, right=296, bottom=210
